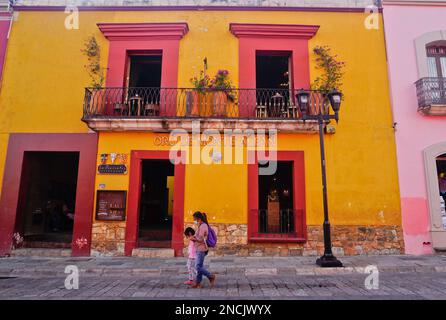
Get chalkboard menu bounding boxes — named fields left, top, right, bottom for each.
left=96, top=190, right=126, bottom=221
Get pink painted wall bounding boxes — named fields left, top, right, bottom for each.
left=383, top=5, right=446, bottom=254
left=0, top=14, right=12, bottom=87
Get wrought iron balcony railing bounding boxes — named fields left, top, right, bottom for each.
left=248, top=209, right=306, bottom=242
left=415, top=77, right=446, bottom=115
left=258, top=208, right=295, bottom=234
left=82, top=87, right=329, bottom=121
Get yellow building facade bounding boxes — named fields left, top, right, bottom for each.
left=0, top=4, right=404, bottom=257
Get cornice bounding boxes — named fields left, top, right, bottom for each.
left=97, top=22, right=189, bottom=41
left=229, top=23, right=320, bottom=39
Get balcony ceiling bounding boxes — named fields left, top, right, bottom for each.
left=83, top=117, right=320, bottom=133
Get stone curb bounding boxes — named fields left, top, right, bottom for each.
left=1, top=265, right=445, bottom=278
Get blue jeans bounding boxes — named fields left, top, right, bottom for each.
left=195, top=251, right=212, bottom=284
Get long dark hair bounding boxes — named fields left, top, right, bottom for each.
left=193, top=211, right=209, bottom=224
left=184, top=227, right=195, bottom=236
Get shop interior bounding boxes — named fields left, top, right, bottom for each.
left=138, top=159, right=174, bottom=248
left=16, top=152, right=79, bottom=248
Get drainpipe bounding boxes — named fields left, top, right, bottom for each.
left=379, top=0, right=398, bottom=132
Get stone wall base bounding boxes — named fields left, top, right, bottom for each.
left=89, top=222, right=405, bottom=257
left=184, top=224, right=405, bottom=257
left=91, top=222, right=126, bottom=256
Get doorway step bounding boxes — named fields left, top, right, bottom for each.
left=132, top=248, right=175, bottom=258
left=11, top=248, right=71, bottom=257
left=139, top=229, right=171, bottom=241
left=138, top=240, right=171, bottom=248
left=22, top=241, right=71, bottom=249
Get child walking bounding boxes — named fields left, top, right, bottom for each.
left=191, top=211, right=216, bottom=289
left=184, top=227, right=197, bottom=285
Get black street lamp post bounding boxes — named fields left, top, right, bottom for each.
left=296, top=89, right=343, bottom=268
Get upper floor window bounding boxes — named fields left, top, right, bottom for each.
left=414, top=33, right=446, bottom=114
left=126, top=52, right=162, bottom=88
left=427, top=45, right=446, bottom=78
left=256, top=51, right=292, bottom=90
left=255, top=51, right=293, bottom=117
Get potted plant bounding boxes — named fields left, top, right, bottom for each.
left=209, top=70, right=237, bottom=117
left=189, top=71, right=210, bottom=117
left=311, top=45, right=345, bottom=114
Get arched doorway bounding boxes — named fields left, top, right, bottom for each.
left=424, top=142, right=446, bottom=251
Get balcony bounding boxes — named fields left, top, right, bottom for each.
left=82, top=87, right=329, bottom=132
left=415, top=77, right=446, bottom=116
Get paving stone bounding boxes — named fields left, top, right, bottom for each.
left=295, top=268, right=315, bottom=275
left=245, top=268, right=277, bottom=276
left=131, top=268, right=160, bottom=276
left=277, top=267, right=297, bottom=275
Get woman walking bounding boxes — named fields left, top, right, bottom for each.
left=191, top=211, right=216, bottom=288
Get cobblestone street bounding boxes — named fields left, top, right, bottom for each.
left=0, top=255, right=446, bottom=299
left=2, top=272, right=446, bottom=300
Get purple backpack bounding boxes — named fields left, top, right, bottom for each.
left=206, top=223, right=217, bottom=248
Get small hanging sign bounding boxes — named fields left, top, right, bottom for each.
left=98, top=153, right=128, bottom=174
left=98, top=164, right=127, bottom=174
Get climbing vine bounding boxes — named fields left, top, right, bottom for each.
left=82, top=36, right=105, bottom=88
left=311, top=45, right=345, bottom=95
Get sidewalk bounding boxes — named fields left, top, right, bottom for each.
left=1, top=254, right=445, bottom=278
